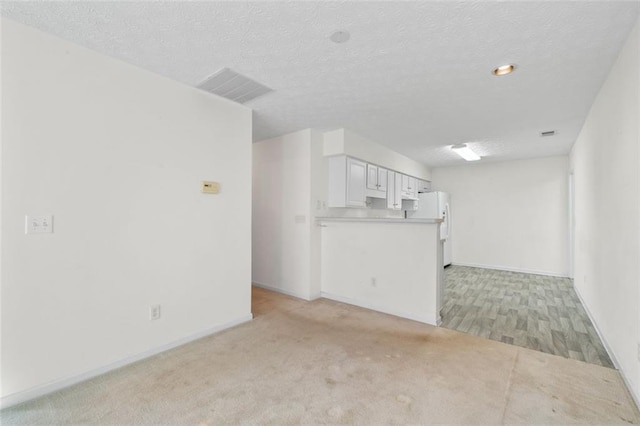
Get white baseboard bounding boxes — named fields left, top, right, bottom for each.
left=320, top=292, right=439, bottom=326
left=0, top=313, right=253, bottom=410
left=253, top=283, right=434, bottom=323
left=452, top=261, right=568, bottom=278
left=573, top=285, right=640, bottom=410
left=252, top=281, right=314, bottom=301
left=309, top=292, right=322, bottom=301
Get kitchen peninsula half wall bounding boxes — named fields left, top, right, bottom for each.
left=317, top=217, right=444, bottom=325
left=253, top=128, right=440, bottom=325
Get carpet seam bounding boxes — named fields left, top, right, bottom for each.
left=499, top=349, right=519, bottom=424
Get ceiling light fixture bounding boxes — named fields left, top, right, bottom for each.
left=451, top=144, right=481, bottom=161
left=330, top=30, right=350, bottom=44
left=492, top=64, right=516, bottom=76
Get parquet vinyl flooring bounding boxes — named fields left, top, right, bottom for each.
left=441, top=265, right=614, bottom=368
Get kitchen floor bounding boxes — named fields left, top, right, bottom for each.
left=441, top=265, right=614, bottom=368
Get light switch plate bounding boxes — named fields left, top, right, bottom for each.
left=201, top=181, right=219, bottom=194
left=25, top=215, right=54, bottom=234
left=149, top=304, right=161, bottom=320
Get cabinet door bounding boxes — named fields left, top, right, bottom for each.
left=401, top=174, right=410, bottom=194
left=377, top=168, right=388, bottom=192
left=386, top=172, right=396, bottom=209
left=417, top=179, right=431, bottom=193
left=366, top=164, right=378, bottom=190
left=407, top=177, right=418, bottom=199
left=347, top=158, right=367, bottom=207
left=394, top=172, right=403, bottom=208
left=407, top=176, right=416, bottom=196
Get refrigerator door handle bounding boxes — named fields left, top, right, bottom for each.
left=441, top=203, right=450, bottom=240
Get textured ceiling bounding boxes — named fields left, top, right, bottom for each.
left=2, top=1, right=638, bottom=167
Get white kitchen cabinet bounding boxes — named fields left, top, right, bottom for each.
left=329, top=155, right=423, bottom=208
left=417, top=179, right=431, bottom=193
left=386, top=171, right=403, bottom=210
left=367, top=164, right=378, bottom=190
left=386, top=172, right=395, bottom=209
left=328, top=156, right=367, bottom=208
left=400, top=175, right=418, bottom=200
left=347, top=158, right=367, bottom=206
left=408, top=176, right=417, bottom=199
left=366, top=164, right=388, bottom=199
left=377, top=168, right=388, bottom=192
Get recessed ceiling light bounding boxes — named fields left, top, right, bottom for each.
left=493, top=64, right=516, bottom=76
left=451, top=144, right=481, bottom=161
left=330, top=30, right=350, bottom=44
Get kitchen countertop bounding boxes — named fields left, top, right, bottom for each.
left=315, top=216, right=442, bottom=224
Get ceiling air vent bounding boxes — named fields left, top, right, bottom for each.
left=196, top=68, right=273, bottom=104
left=540, top=130, right=556, bottom=137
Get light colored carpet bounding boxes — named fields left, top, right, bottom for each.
left=2, top=287, right=639, bottom=425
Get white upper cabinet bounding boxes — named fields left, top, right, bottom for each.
left=401, top=174, right=410, bottom=194
left=408, top=176, right=416, bottom=198
left=346, top=158, right=367, bottom=207
left=417, top=179, right=431, bottom=193
left=377, top=168, right=388, bottom=192
left=400, top=175, right=418, bottom=200
left=367, top=164, right=379, bottom=190
left=328, top=156, right=367, bottom=208
left=386, top=171, right=402, bottom=210
left=365, top=164, right=388, bottom=199
left=329, top=155, right=421, bottom=208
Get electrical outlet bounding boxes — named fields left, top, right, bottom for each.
left=25, top=215, right=54, bottom=234
left=149, top=305, right=161, bottom=320
left=371, top=277, right=377, bottom=287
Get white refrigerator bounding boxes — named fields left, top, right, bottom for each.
left=408, top=191, right=452, bottom=267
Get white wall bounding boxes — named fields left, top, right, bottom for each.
left=570, top=18, right=639, bottom=405
left=309, top=130, right=325, bottom=299
left=252, top=129, right=316, bottom=300
left=431, top=156, right=569, bottom=276
left=1, top=19, right=252, bottom=404
left=320, top=220, right=442, bottom=325
left=324, top=128, right=431, bottom=181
